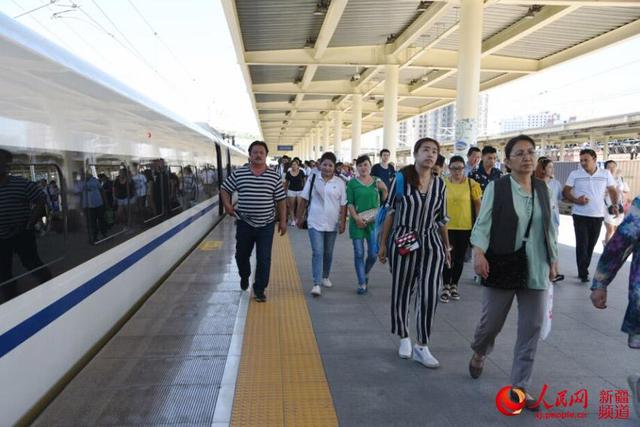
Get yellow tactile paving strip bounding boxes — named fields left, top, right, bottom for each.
left=231, top=233, right=338, bottom=427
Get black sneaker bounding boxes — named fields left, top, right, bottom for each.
left=580, top=276, right=590, bottom=283
left=254, top=292, right=267, bottom=302
left=240, top=277, right=249, bottom=291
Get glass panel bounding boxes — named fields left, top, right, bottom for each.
left=199, top=164, right=219, bottom=200
left=168, top=165, right=183, bottom=214
left=89, top=163, right=129, bottom=244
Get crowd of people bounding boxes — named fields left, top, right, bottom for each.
left=221, top=137, right=639, bottom=416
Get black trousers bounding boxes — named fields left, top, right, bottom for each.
left=1, top=229, right=52, bottom=299
left=85, top=206, right=108, bottom=242
left=235, top=220, right=275, bottom=295
left=572, top=214, right=603, bottom=279
left=444, top=230, right=471, bottom=286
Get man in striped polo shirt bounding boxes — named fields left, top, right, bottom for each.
left=221, top=141, right=287, bottom=302
left=0, top=149, right=52, bottom=300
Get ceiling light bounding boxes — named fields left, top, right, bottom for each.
left=386, top=33, right=397, bottom=44
left=417, top=1, right=432, bottom=11
left=313, top=0, right=329, bottom=16
left=304, top=38, right=316, bottom=49
left=288, top=96, right=296, bottom=104
left=331, top=95, right=341, bottom=103
left=351, top=72, right=361, bottom=82
left=376, top=100, right=384, bottom=108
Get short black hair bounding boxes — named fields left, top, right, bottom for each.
left=435, top=154, right=445, bottom=167
left=580, top=148, right=597, bottom=160
left=467, top=147, right=481, bottom=156
left=379, top=148, right=390, bottom=156
left=355, top=154, right=371, bottom=166
left=505, top=134, right=535, bottom=159
left=449, top=155, right=465, bottom=166
left=0, top=148, right=12, bottom=163
left=604, top=160, right=617, bottom=169
left=248, top=140, right=269, bottom=154
left=320, top=152, right=337, bottom=165
left=481, top=145, right=497, bottom=156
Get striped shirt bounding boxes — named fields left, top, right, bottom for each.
left=221, top=165, right=286, bottom=227
left=385, top=173, right=449, bottom=235
left=0, top=175, right=44, bottom=238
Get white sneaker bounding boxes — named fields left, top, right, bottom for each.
left=398, top=337, right=412, bottom=359
left=311, top=285, right=322, bottom=296
left=412, top=344, right=440, bottom=368
left=322, top=278, right=333, bottom=288
left=629, top=333, right=640, bottom=349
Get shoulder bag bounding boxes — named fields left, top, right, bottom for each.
left=300, top=174, right=316, bottom=229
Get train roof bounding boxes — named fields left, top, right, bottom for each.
left=0, top=12, right=245, bottom=157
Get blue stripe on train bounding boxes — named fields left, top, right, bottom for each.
left=0, top=201, right=219, bottom=359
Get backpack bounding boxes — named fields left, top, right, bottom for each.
left=373, top=172, right=404, bottom=253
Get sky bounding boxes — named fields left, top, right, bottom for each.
left=1, top=0, right=640, bottom=141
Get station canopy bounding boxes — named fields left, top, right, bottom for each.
left=222, top=0, right=640, bottom=152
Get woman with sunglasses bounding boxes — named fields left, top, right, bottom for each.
left=441, top=155, right=482, bottom=303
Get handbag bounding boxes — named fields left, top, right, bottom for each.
left=481, top=180, right=534, bottom=289
left=359, top=208, right=378, bottom=224
left=300, top=174, right=316, bottom=229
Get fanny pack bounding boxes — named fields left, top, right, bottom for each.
left=394, top=231, right=420, bottom=256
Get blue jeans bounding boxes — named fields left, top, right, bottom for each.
left=352, top=235, right=377, bottom=286
left=308, top=228, right=338, bottom=285
left=235, top=220, right=275, bottom=294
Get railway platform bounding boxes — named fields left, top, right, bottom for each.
left=35, top=215, right=638, bottom=426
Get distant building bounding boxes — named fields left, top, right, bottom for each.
left=499, top=111, right=561, bottom=133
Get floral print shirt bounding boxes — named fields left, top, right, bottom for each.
left=592, top=197, right=640, bottom=334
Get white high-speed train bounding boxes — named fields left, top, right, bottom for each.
left=0, top=13, right=246, bottom=425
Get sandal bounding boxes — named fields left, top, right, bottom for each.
left=440, top=285, right=450, bottom=303
left=449, top=284, right=460, bottom=301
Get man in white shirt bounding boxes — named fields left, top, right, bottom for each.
left=563, top=149, right=619, bottom=282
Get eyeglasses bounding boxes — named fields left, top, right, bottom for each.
left=511, top=149, right=536, bottom=159
left=449, top=166, right=464, bottom=171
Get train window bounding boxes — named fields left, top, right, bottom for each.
left=181, top=165, right=198, bottom=210
left=199, top=164, right=219, bottom=200
left=1, top=163, right=64, bottom=301
left=139, top=161, right=167, bottom=224
left=168, top=165, right=183, bottom=213
left=89, top=163, right=130, bottom=244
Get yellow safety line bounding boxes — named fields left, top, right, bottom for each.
left=231, top=233, right=338, bottom=427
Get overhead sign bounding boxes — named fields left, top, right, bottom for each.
left=277, top=145, right=293, bottom=151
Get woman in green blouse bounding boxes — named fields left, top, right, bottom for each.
left=468, top=135, right=558, bottom=410
left=347, top=155, right=388, bottom=294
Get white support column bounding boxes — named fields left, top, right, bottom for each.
left=310, top=131, right=316, bottom=160
left=351, top=93, right=363, bottom=161
left=603, top=138, right=609, bottom=160
left=559, top=141, right=566, bottom=161
left=383, top=64, right=399, bottom=162
left=333, top=111, right=343, bottom=160
left=323, top=119, right=330, bottom=156
left=316, top=126, right=322, bottom=157
left=454, top=0, right=483, bottom=156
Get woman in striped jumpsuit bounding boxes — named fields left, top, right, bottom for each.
left=379, top=138, right=451, bottom=368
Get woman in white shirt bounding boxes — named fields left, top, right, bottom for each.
left=297, top=152, right=347, bottom=297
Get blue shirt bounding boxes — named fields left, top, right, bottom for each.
left=82, top=176, right=104, bottom=209
left=371, top=163, right=395, bottom=190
